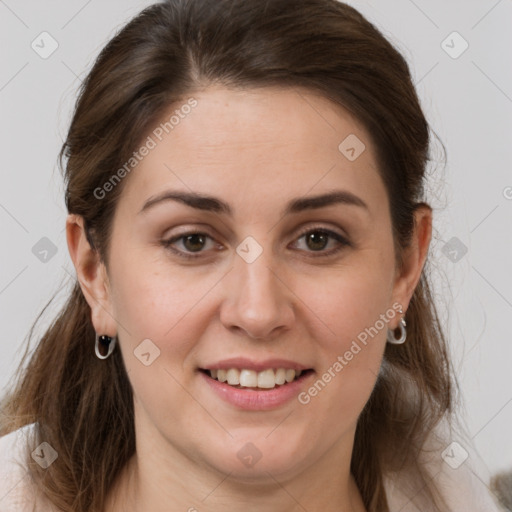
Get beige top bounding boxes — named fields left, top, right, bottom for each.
left=0, top=422, right=506, bottom=511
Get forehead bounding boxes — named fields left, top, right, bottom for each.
left=118, top=85, right=386, bottom=217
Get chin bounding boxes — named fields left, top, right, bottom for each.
left=201, top=437, right=308, bottom=482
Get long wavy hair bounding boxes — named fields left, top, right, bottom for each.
left=0, top=1, right=456, bottom=510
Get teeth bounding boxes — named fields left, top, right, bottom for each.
left=207, top=368, right=305, bottom=389
left=275, top=368, right=286, bottom=385
left=240, top=369, right=258, bottom=387
left=285, top=369, right=295, bottom=383
left=226, top=368, right=240, bottom=385
left=257, top=369, right=275, bottom=389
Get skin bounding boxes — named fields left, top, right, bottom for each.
left=66, top=85, right=432, bottom=512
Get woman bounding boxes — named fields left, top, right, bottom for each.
left=0, top=0, right=504, bottom=511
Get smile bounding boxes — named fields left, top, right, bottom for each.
left=200, top=368, right=313, bottom=389
left=198, top=367, right=315, bottom=410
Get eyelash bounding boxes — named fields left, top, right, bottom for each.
left=161, top=225, right=351, bottom=261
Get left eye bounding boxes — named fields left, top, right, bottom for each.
left=161, top=228, right=350, bottom=259
left=292, top=228, right=350, bottom=255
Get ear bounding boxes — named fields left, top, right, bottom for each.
left=66, top=214, right=117, bottom=337
left=390, top=204, right=432, bottom=327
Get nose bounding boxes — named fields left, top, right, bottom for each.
left=219, top=249, right=295, bottom=340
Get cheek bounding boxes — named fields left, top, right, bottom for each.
left=298, top=308, right=387, bottom=427
left=108, top=250, right=217, bottom=358
left=293, top=249, right=394, bottom=343
left=110, top=233, right=189, bottom=309
left=292, top=250, right=392, bottom=411
left=108, top=257, right=216, bottom=425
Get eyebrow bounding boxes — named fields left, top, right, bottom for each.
left=138, top=189, right=369, bottom=217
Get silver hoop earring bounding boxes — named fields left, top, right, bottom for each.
left=387, top=316, right=407, bottom=345
left=95, top=334, right=117, bottom=359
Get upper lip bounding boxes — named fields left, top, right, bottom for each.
left=200, top=357, right=312, bottom=373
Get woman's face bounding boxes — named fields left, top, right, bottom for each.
left=73, top=85, right=428, bottom=483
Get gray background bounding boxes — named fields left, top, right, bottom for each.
left=0, top=0, right=511, bottom=476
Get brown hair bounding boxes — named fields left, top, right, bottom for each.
left=0, top=1, right=456, bottom=510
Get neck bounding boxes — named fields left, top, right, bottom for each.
left=104, top=434, right=367, bottom=512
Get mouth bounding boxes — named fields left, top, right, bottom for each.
left=198, top=367, right=315, bottom=390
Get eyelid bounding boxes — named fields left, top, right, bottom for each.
left=290, top=224, right=351, bottom=256
left=161, top=223, right=351, bottom=260
left=293, top=223, right=348, bottom=242
left=161, top=229, right=220, bottom=260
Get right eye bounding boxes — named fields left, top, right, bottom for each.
left=161, top=231, right=219, bottom=259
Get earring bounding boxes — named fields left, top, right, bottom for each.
left=95, top=334, right=117, bottom=359
left=387, top=309, right=407, bottom=345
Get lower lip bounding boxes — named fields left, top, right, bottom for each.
left=199, top=370, right=314, bottom=411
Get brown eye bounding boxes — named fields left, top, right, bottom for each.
left=304, top=231, right=330, bottom=251
left=182, top=234, right=207, bottom=252
left=293, top=228, right=351, bottom=257
left=161, top=231, right=217, bottom=259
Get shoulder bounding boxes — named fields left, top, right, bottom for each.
left=384, top=461, right=506, bottom=512
left=383, top=418, right=506, bottom=512
left=0, top=423, right=56, bottom=512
